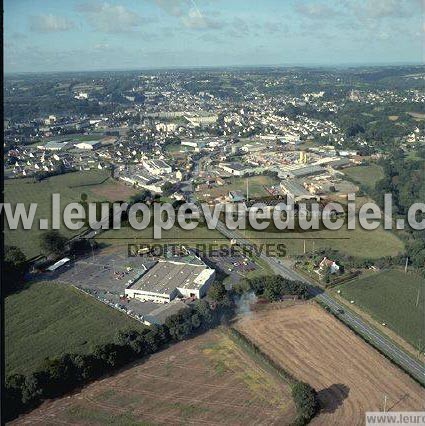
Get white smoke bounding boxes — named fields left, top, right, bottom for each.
left=235, top=291, right=257, bottom=316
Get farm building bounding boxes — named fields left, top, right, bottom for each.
left=125, top=260, right=215, bottom=303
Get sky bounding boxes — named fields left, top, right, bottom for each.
left=4, top=0, right=425, bottom=73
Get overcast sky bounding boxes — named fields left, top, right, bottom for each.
left=4, top=0, right=425, bottom=73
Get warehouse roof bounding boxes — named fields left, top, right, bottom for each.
left=74, top=140, right=101, bottom=148
left=280, top=179, right=311, bottom=198
left=289, top=165, right=325, bottom=178
left=128, top=260, right=214, bottom=295
left=145, top=159, right=171, bottom=170
left=41, top=140, right=70, bottom=150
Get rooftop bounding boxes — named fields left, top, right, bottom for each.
left=74, top=140, right=101, bottom=146
left=280, top=179, right=311, bottom=197
left=128, top=260, right=214, bottom=295
left=42, top=140, right=70, bottom=150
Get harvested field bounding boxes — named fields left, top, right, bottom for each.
left=235, top=303, right=425, bottom=426
left=11, top=329, right=296, bottom=425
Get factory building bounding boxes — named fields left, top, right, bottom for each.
left=143, top=159, right=172, bottom=175
left=38, top=140, right=70, bottom=151
left=125, top=260, right=216, bottom=303
left=280, top=179, right=320, bottom=202
left=181, top=140, right=207, bottom=151
left=74, top=140, right=101, bottom=150
left=219, top=162, right=256, bottom=176
left=278, top=164, right=325, bottom=179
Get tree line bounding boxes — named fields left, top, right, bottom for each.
left=232, top=275, right=311, bottom=302
left=229, top=327, right=319, bottom=425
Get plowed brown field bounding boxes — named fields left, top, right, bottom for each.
left=235, top=303, right=425, bottom=425
left=10, top=329, right=296, bottom=425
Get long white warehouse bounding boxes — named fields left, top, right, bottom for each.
left=125, top=260, right=215, bottom=303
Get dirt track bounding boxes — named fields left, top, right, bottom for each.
left=11, top=330, right=296, bottom=425
left=235, top=303, right=425, bottom=426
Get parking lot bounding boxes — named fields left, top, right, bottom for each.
left=54, top=246, right=153, bottom=293
left=204, top=247, right=258, bottom=283
left=49, top=245, right=188, bottom=324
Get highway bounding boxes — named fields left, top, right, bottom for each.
left=214, top=220, right=425, bottom=386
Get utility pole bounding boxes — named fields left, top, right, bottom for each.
left=383, top=395, right=387, bottom=413
left=405, top=257, right=409, bottom=273
left=303, top=239, right=306, bottom=255
left=416, top=288, right=420, bottom=308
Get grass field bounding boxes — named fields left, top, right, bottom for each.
left=12, top=329, right=296, bottom=425
left=343, top=164, right=384, bottom=190
left=96, top=223, right=227, bottom=247
left=165, top=143, right=190, bottom=154
left=335, top=270, right=425, bottom=348
left=5, top=281, right=145, bottom=376
left=4, top=171, right=137, bottom=258
left=84, top=180, right=139, bottom=202
left=235, top=304, right=425, bottom=425
left=196, top=174, right=280, bottom=201
left=243, top=221, right=404, bottom=259
left=98, top=217, right=405, bottom=260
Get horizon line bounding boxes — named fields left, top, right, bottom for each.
left=5, top=61, right=425, bottom=76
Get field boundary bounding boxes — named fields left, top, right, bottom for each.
left=226, top=326, right=296, bottom=384
left=67, top=175, right=110, bottom=188
left=226, top=326, right=320, bottom=425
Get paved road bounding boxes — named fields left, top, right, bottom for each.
left=215, top=220, right=425, bottom=385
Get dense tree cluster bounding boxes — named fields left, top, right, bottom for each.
left=233, top=275, right=310, bottom=301
left=40, top=230, right=68, bottom=256
left=3, top=246, right=28, bottom=295
left=291, top=381, right=320, bottom=425
left=372, top=153, right=425, bottom=273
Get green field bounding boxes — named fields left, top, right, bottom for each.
left=244, top=221, right=404, bottom=259
left=196, top=174, right=280, bottom=201
left=99, top=217, right=405, bottom=260
left=96, top=223, right=226, bottom=247
left=4, top=170, right=114, bottom=258
left=5, top=281, right=145, bottom=376
left=165, top=143, right=190, bottom=154
left=343, top=165, right=384, bottom=190
left=335, top=270, right=425, bottom=348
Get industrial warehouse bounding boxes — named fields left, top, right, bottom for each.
left=125, top=260, right=216, bottom=303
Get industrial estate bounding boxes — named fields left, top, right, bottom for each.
left=3, top=1, right=425, bottom=425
